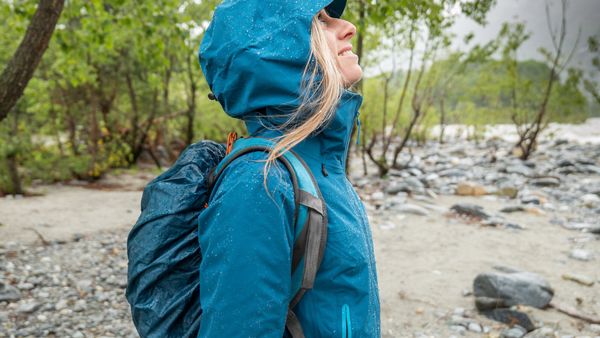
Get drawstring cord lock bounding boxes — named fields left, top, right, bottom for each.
left=226, top=131, right=238, bottom=155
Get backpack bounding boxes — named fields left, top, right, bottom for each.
left=126, top=133, right=327, bottom=338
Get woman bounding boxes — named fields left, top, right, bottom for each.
left=198, top=0, right=380, bottom=336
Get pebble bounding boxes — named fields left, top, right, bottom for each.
left=1, top=231, right=137, bottom=336
left=397, top=203, right=429, bottom=216
left=569, top=249, right=594, bottom=261
left=17, top=301, right=41, bottom=314
left=467, top=322, right=482, bottom=332
left=0, top=280, right=22, bottom=302
left=55, top=299, right=69, bottom=310
left=501, top=326, right=528, bottom=338
left=562, top=273, right=595, bottom=286
left=581, top=193, right=600, bottom=208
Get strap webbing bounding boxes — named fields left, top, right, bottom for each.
left=286, top=309, right=305, bottom=338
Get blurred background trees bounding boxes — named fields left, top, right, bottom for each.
left=0, top=0, right=596, bottom=195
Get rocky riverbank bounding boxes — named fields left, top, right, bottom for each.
left=1, top=122, right=599, bottom=337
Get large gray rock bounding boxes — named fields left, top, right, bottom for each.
left=473, top=271, right=554, bottom=309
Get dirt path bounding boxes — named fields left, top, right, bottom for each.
left=2, top=172, right=599, bottom=336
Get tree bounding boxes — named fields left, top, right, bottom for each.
left=513, top=0, right=580, bottom=160
left=360, top=0, right=496, bottom=177
left=583, top=35, right=600, bottom=106
left=0, top=0, right=64, bottom=122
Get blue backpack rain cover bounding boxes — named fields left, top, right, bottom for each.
left=126, top=136, right=327, bottom=338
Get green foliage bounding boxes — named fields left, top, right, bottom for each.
left=0, top=0, right=595, bottom=190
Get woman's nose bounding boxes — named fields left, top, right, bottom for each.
left=337, top=19, right=357, bottom=41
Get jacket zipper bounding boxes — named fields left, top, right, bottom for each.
left=341, top=304, right=352, bottom=338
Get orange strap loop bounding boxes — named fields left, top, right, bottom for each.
left=226, top=131, right=238, bottom=155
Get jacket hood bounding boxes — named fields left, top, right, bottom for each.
left=199, top=0, right=362, bottom=174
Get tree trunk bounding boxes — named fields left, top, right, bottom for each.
left=0, top=0, right=65, bottom=122
left=186, top=55, right=197, bottom=145
left=6, top=110, right=24, bottom=195
left=438, top=95, right=446, bottom=144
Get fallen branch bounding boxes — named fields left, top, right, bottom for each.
left=24, top=227, right=50, bottom=246
left=549, top=300, right=600, bottom=324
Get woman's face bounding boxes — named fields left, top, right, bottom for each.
left=317, top=10, right=363, bottom=86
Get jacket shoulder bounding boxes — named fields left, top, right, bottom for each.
left=210, top=150, right=295, bottom=206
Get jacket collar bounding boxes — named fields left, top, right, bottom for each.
left=244, top=90, right=363, bottom=175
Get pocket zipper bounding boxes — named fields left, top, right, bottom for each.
left=341, top=303, right=352, bottom=338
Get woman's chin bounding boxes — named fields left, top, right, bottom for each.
left=342, top=67, right=363, bottom=88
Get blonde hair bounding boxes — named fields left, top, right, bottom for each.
left=261, top=11, right=346, bottom=191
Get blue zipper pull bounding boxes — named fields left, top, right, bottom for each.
left=355, top=112, right=361, bottom=146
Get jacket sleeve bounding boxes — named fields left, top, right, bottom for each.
left=197, top=151, right=296, bottom=338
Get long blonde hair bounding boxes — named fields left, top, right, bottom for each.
left=261, top=11, right=346, bottom=191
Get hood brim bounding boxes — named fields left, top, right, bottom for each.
left=326, top=0, right=347, bottom=18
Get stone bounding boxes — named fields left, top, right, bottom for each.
left=482, top=309, right=535, bottom=331
left=72, top=331, right=85, bottom=338
left=0, top=280, right=21, bottom=302
left=523, top=327, right=556, bottom=338
left=589, top=324, right=600, bottom=334
left=495, top=186, right=520, bottom=199
left=456, top=181, right=487, bottom=196
left=467, top=323, right=482, bottom=333
left=385, top=183, right=407, bottom=195
left=526, top=206, right=546, bottom=215
left=562, top=222, right=593, bottom=231
left=73, top=299, right=87, bottom=312
left=569, top=249, right=593, bottom=261
left=473, top=271, right=554, bottom=309
left=505, top=164, right=534, bottom=176
left=17, top=282, right=34, bottom=290
left=449, top=325, right=466, bottom=334
left=378, top=223, right=396, bottom=230
left=0, top=311, right=7, bottom=324
left=501, top=206, right=526, bottom=213
left=450, top=203, right=490, bottom=220
left=397, top=203, right=429, bottom=216
left=55, top=299, right=69, bottom=311
left=521, top=195, right=541, bottom=205
left=561, top=273, right=595, bottom=286
left=556, top=159, right=575, bottom=168
left=371, top=191, right=384, bottom=201
left=438, top=168, right=467, bottom=178
left=76, top=279, right=93, bottom=291
left=475, top=296, right=510, bottom=310
left=17, top=302, right=41, bottom=314
left=453, top=307, right=466, bottom=317
left=529, top=177, right=560, bottom=187
left=581, top=194, right=600, bottom=208
left=501, top=326, right=528, bottom=338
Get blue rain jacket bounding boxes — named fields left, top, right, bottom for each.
left=198, top=0, right=380, bottom=337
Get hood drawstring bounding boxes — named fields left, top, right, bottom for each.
left=321, top=163, right=329, bottom=177
left=355, top=111, right=361, bottom=146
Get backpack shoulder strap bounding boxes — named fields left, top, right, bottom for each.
left=206, top=137, right=327, bottom=338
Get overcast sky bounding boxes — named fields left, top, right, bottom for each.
left=370, top=0, right=600, bottom=76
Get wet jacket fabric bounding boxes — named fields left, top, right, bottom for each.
left=197, top=0, right=381, bottom=337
